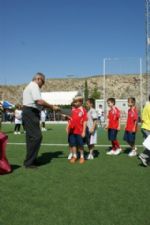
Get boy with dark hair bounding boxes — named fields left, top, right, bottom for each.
left=106, top=98, right=122, bottom=155
left=124, top=97, right=138, bottom=157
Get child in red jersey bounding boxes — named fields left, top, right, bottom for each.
left=105, top=98, right=122, bottom=155
left=67, top=96, right=87, bottom=164
left=123, top=97, right=138, bottom=157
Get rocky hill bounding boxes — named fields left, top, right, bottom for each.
left=0, top=74, right=147, bottom=107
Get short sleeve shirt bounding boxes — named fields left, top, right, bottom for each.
left=108, top=106, right=120, bottom=129
left=69, top=107, right=87, bottom=135
left=125, top=107, right=138, bottom=132
left=87, top=108, right=98, bottom=129
left=23, top=81, right=41, bottom=109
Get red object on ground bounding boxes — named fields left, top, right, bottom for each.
left=0, top=132, right=11, bottom=175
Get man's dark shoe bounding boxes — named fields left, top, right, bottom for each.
left=25, top=165, right=38, bottom=169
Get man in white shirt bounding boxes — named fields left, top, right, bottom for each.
left=22, top=72, right=59, bottom=169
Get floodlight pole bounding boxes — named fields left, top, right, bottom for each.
left=140, top=57, right=143, bottom=112
left=145, top=0, right=150, bottom=99
left=103, top=58, right=106, bottom=117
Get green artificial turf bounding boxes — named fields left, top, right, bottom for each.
left=0, top=124, right=150, bottom=225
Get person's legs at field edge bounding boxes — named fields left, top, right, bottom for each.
left=139, top=129, right=150, bottom=164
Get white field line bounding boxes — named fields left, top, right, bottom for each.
left=7, top=142, right=143, bottom=147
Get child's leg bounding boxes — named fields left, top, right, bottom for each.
left=14, top=124, right=17, bottom=132
left=87, top=144, right=94, bottom=159
left=113, top=140, right=120, bottom=149
left=128, top=141, right=137, bottom=157
left=69, top=146, right=77, bottom=163
left=67, top=146, right=73, bottom=159
left=17, top=124, right=21, bottom=132
left=111, top=141, right=116, bottom=150
left=79, top=147, right=84, bottom=158
left=42, top=122, right=45, bottom=128
left=89, top=144, right=94, bottom=155
left=78, top=146, right=85, bottom=164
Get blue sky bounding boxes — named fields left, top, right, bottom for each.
left=0, top=0, right=145, bottom=84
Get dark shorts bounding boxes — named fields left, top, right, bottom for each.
left=68, top=134, right=84, bottom=147
left=108, top=129, right=118, bottom=141
left=124, top=131, right=136, bottom=144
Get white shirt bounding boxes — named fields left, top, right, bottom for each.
left=97, top=108, right=103, bottom=117
left=41, top=110, right=46, bottom=121
left=15, top=109, right=22, bottom=124
left=87, top=108, right=98, bottom=129
left=23, top=81, right=41, bottom=110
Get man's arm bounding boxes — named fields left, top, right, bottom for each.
left=35, top=99, right=60, bottom=111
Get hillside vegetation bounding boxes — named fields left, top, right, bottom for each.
left=0, top=74, right=146, bottom=106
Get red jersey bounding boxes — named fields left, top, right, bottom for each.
left=125, top=107, right=138, bottom=132
left=69, top=106, right=87, bottom=135
left=108, top=106, right=120, bottom=129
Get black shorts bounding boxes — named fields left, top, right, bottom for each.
left=124, top=131, right=136, bottom=144
left=108, top=129, right=118, bottom=141
left=68, top=134, right=84, bottom=147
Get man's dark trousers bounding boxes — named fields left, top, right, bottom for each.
left=22, top=107, right=42, bottom=167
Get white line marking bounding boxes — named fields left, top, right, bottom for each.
left=7, top=143, right=143, bottom=147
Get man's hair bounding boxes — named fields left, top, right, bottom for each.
left=149, top=95, right=150, bottom=102
left=32, top=72, right=45, bottom=81
left=107, top=98, right=115, bottom=105
left=128, top=97, right=136, bottom=104
left=87, top=98, right=95, bottom=107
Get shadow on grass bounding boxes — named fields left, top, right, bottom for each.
left=36, top=151, right=63, bottom=166
left=93, top=149, right=100, bottom=158
left=123, top=147, right=132, bottom=154
left=84, top=149, right=100, bottom=158
left=11, top=164, right=22, bottom=171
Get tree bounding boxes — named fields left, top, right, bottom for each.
left=91, top=85, right=100, bottom=100
left=84, top=80, right=89, bottom=101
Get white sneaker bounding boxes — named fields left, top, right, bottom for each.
left=113, top=148, right=122, bottom=155
left=139, top=153, right=149, bottom=159
left=17, top=131, right=21, bottom=134
left=87, top=154, right=94, bottom=160
left=138, top=154, right=148, bottom=166
left=128, top=150, right=137, bottom=157
left=67, top=153, right=73, bottom=160
left=106, top=150, right=115, bottom=155
left=14, top=131, right=17, bottom=135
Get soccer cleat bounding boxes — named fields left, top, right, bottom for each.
left=67, top=153, right=73, bottom=160
left=139, top=153, right=149, bottom=159
left=69, top=157, right=77, bottom=163
left=113, top=148, right=122, bottom=155
left=79, top=158, right=85, bottom=164
left=106, top=150, right=115, bottom=155
left=138, top=154, right=148, bottom=167
left=128, top=150, right=137, bottom=157
left=87, top=154, right=94, bottom=160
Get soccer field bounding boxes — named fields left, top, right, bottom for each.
left=0, top=124, right=150, bottom=225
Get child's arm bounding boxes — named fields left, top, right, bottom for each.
left=132, top=120, right=138, bottom=132
left=82, top=121, right=87, bottom=138
left=66, top=123, right=69, bottom=134
left=90, top=119, right=97, bottom=134
left=105, top=117, right=109, bottom=130
left=117, top=118, right=121, bottom=130
left=132, top=110, right=138, bottom=132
